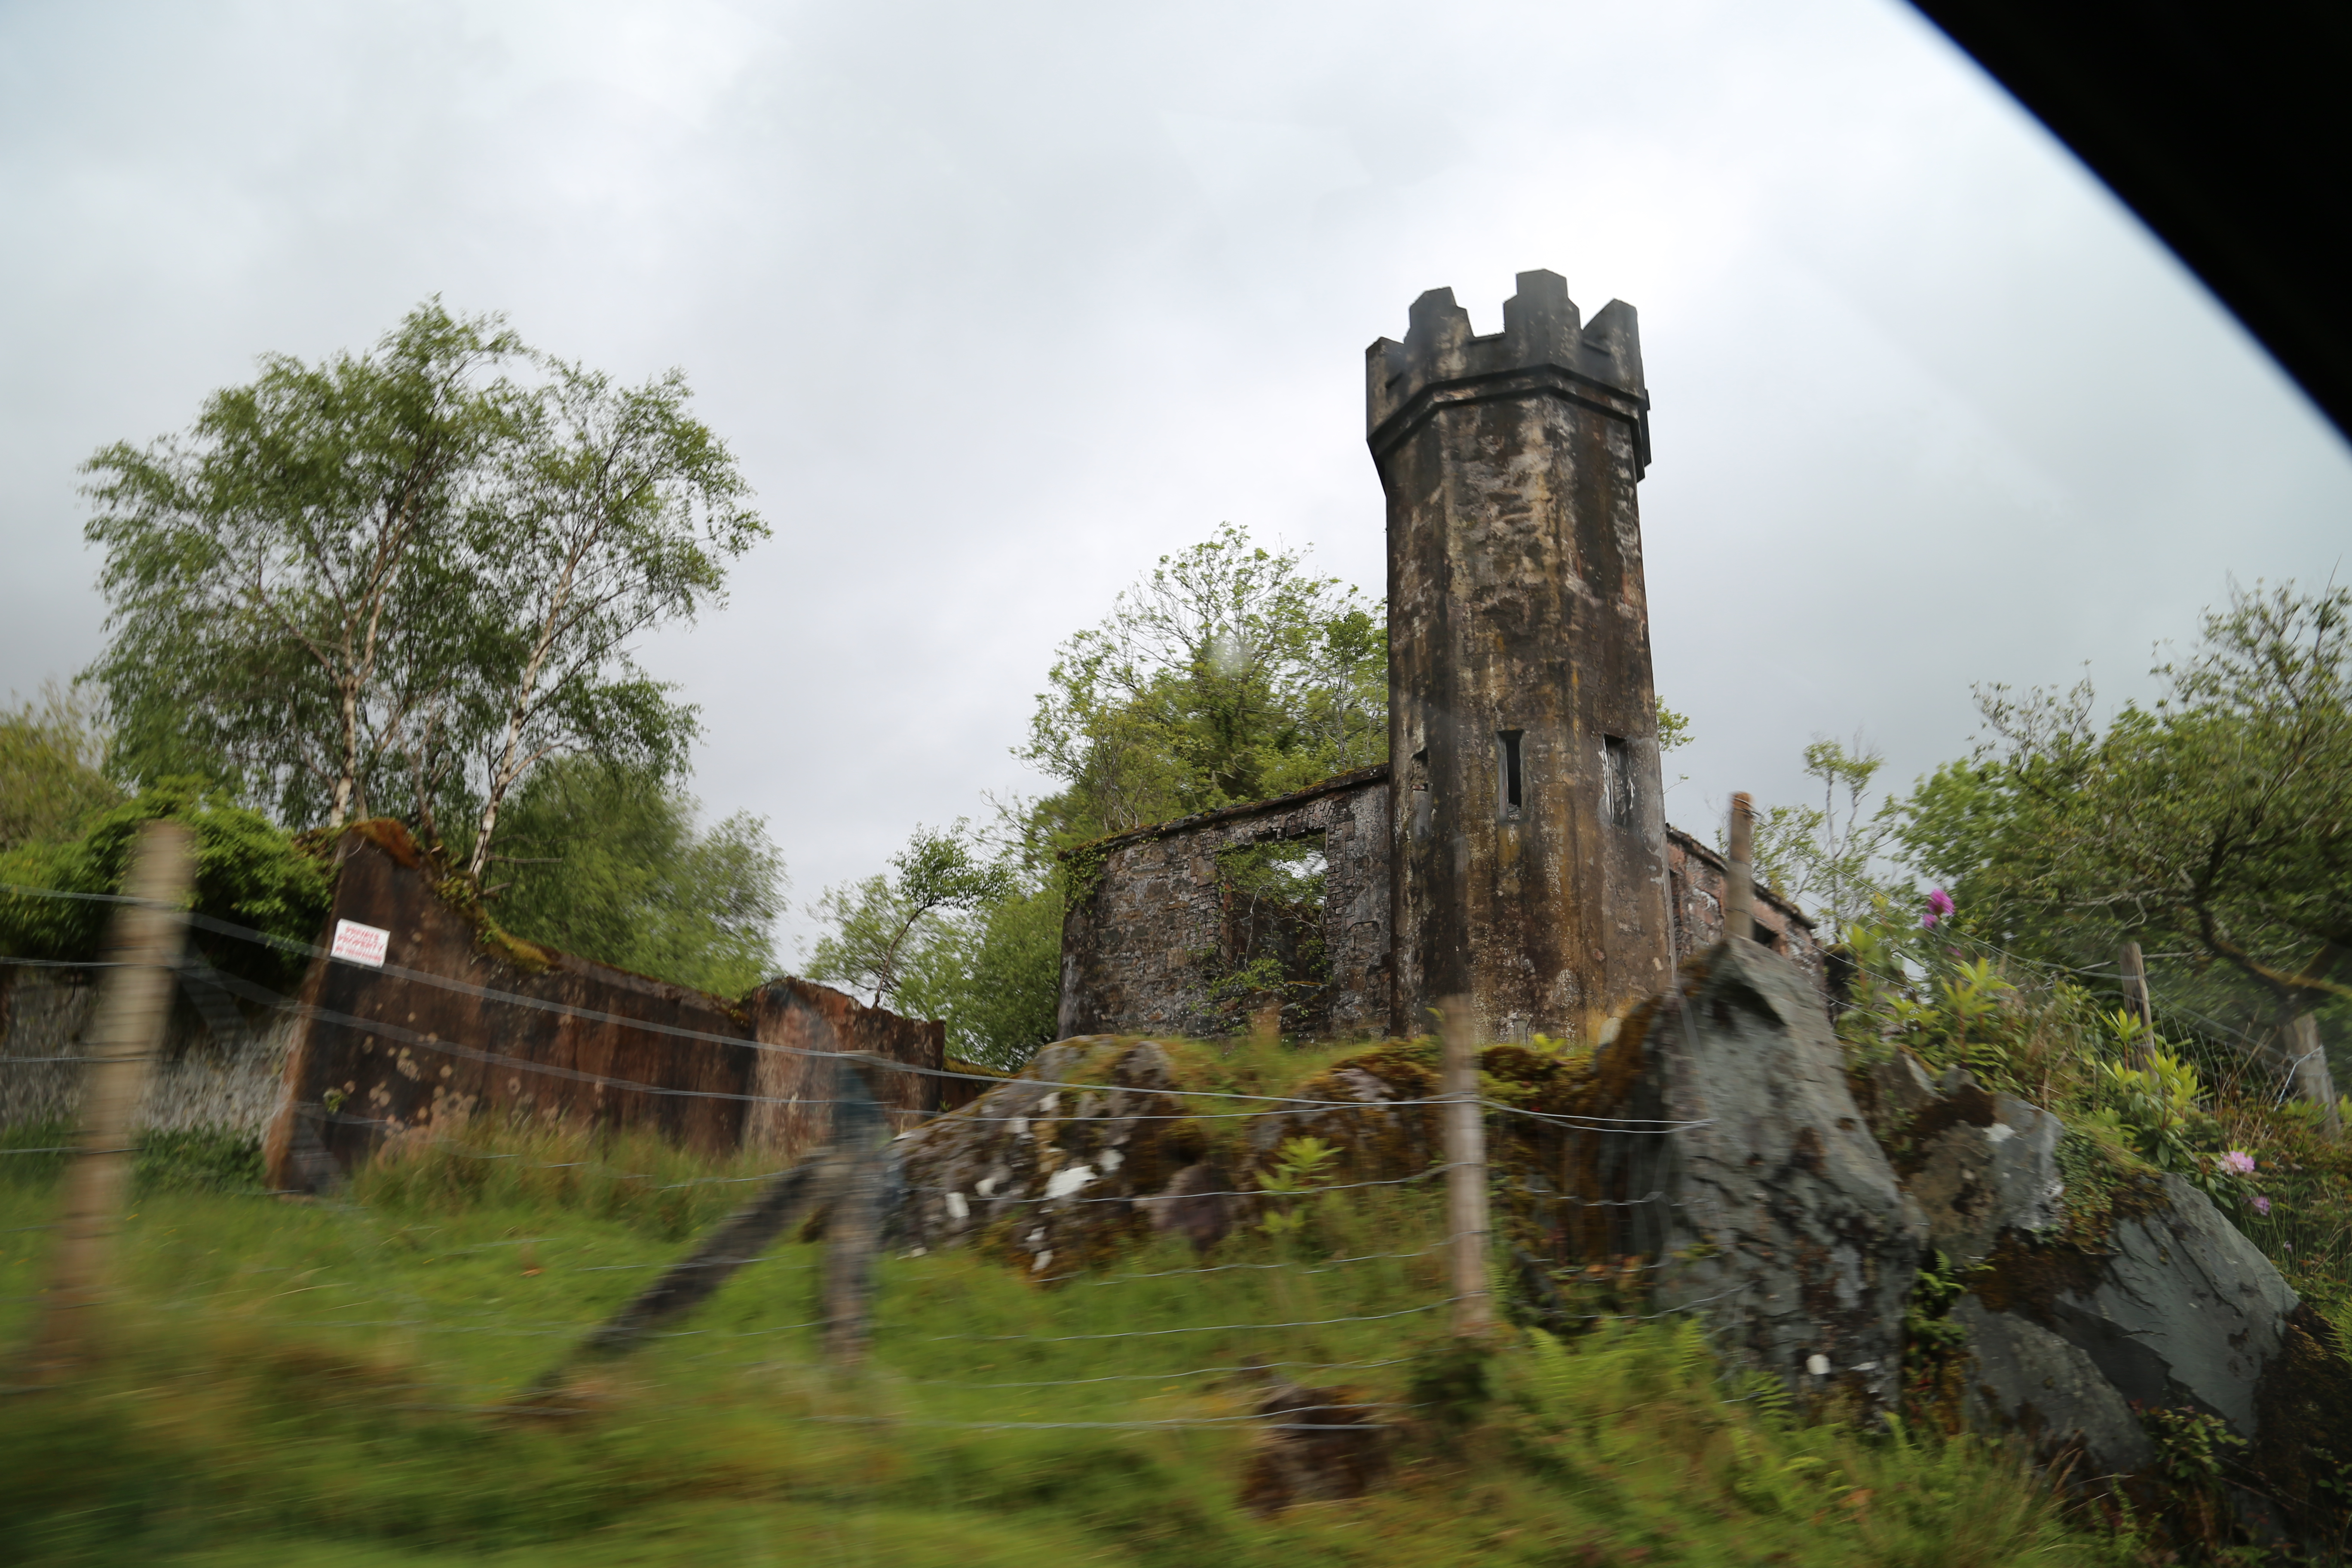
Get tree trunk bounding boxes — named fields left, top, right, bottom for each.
left=2118, top=941, right=2156, bottom=1069
left=2287, top=1012, right=2341, bottom=1138
left=328, top=676, right=361, bottom=829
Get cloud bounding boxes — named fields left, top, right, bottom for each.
left=3, top=0, right=2346, bottom=962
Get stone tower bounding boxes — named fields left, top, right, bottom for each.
left=1369, top=270, right=1672, bottom=1042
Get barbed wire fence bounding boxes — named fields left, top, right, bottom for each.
left=0, top=828, right=1740, bottom=1430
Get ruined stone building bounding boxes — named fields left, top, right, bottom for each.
left=1059, top=273, right=1822, bottom=1044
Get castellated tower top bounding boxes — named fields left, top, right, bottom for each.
left=1365, top=269, right=1650, bottom=476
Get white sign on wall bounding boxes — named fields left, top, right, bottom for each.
left=330, top=919, right=390, bottom=968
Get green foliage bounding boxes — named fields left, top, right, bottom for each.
left=1254, top=1135, right=1343, bottom=1238
left=350, top=1119, right=771, bottom=1241
left=1019, top=524, right=1384, bottom=846
left=2139, top=1404, right=2252, bottom=1556
left=1407, top=1334, right=1495, bottom=1431
left=1502, top=1322, right=2107, bottom=1565
left=1902, top=1250, right=1974, bottom=1422
left=1736, top=734, right=1899, bottom=937
left=0, top=778, right=330, bottom=984
left=0, top=683, right=119, bottom=854
left=1838, top=914, right=2044, bottom=1085
left=1836, top=899, right=2352, bottom=1338
left=2089, top=1050, right=2208, bottom=1173
left=0, top=1093, right=2143, bottom=1568
left=83, top=301, right=527, bottom=827
left=485, top=759, right=784, bottom=998
left=1196, top=838, right=1329, bottom=1034
left=1900, top=581, right=2352, bottom=1026
left=895, top=879, right=1068, bottom=1070
left=79, top=301, right=766, bottom=883
left=0, top=1123, right=264, bottom=1198
left=803, top=823, right=1017, bottom=1010
left=1654, top=697, right=1694, bottom=754
left=453, top=357, right=766, bottom=879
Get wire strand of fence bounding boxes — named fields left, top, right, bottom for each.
left=1481, top=1102, right=1714, bottom=1131
left=1550, top=1284, right=1752, bottom=1321
left=870, top=1355, right=1418, bottom=1389
left=915, top=1298, right=1452, bottom=1343
left=10, top=884, right=1786, bottom=1127
left=1054, top=1240, right=1458, bottom=1286
left=1504, top=1185, right=1685, bottom=1208
left=906, top=1163, right=1460, bottom=1208
left=136, top=962, right=1497, bottom=1121
left=0, top=1144, right=138, bottom=1157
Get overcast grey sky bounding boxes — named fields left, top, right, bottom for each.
left=3, top=0, right=2346, bottom=955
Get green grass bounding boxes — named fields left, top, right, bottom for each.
left=0, top=1125, right=2130, bottom=1566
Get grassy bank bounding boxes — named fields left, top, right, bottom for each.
left=0, top=1118, right=2129, bottom=1567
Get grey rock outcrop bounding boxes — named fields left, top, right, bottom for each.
left=890, top=1035, right=1446, bottom=1274
left=1952, top=1295, right=2155, bottom=1474
left=1883, top=1063, right=2312, bottom=1490
left=1904, top=1071, right=2066, bottom=1266
left=1588, top=939, right=1926, bottom=1404
left=1961, top=1173, right=2299, bottom=1470
left=894, top=1038, right=1256, bottom=1274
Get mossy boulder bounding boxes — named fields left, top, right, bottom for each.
left=1547, top=939, right=1926, bottom=1406
left=1885, top=1070, right=2352, bottom=1547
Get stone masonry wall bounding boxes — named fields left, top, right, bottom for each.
left=0, top=971, right=296, bottom=1135
left=253, top=823, right=942, bottom=1192
left=1059, top=768, right=1825, bottom=1041
left=1665, top=827, right=1826, bottom=991
left=1058, top=768, right=1391, bottom=1040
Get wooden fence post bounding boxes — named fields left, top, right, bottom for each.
left=1439, top=997, right=1491, bottom=1337
left=823, top=1057, right=888, bottom=1367
left=1724, top=793, right=1755, bottom=943
left=2287, top=1014, right=2343, bottom=1139
left=26, top=820, right=194, bottom=1381
left=2118, top=941, right=2156, bottom=1068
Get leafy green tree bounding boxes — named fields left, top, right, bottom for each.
left=487, top=759, right=785, bottom=997
left=1728, top=735, right=1897, bottom=938
left=1904, top=582, right=2351, bottom=1009
left=0, top=683, right=119, bottom=854
left=890, top=883, right=1066, bottom=1069
left=83, top=302, right=525, bottom=830
left=1019, top=524, right=1384, bottom=846
left=457, top=362, right=763, bottom=879
left=80, top=303, right=766, bottom=882
left=801, top=824, right=1016, bottom=1009
left=1899, top=582, right=2352, bottom=1106
left=0, top=779, right=331, bottom=985
left=812, top=527, right=1388, bottom=1062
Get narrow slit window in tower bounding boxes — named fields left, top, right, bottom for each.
left=1602, top=735, right=1635, bottom=828
left=1498, top=730, right=1524, bottom=817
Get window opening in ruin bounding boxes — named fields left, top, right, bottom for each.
left=1497, top=729, right=1524, bottom=816
left=1205, top=834, right=1332, bottom=1038
left=1602, top=734, right=1635, bottom=827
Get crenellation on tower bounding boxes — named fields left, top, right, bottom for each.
left=1366, top=271, right=1650, bottom=478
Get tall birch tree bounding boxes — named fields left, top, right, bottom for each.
left=83, top=303, right=523, bottom=827
left=80, top=306, right=766, bottom=879
left=459, top=362, right=764, bottom=879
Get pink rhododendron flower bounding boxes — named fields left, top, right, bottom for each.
left=2220, top=1150, right=2257, bottom=1176
left=1922, top=887, right=1954, bottom=929
left=2251, top=1195, right=2272, bottom=1216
